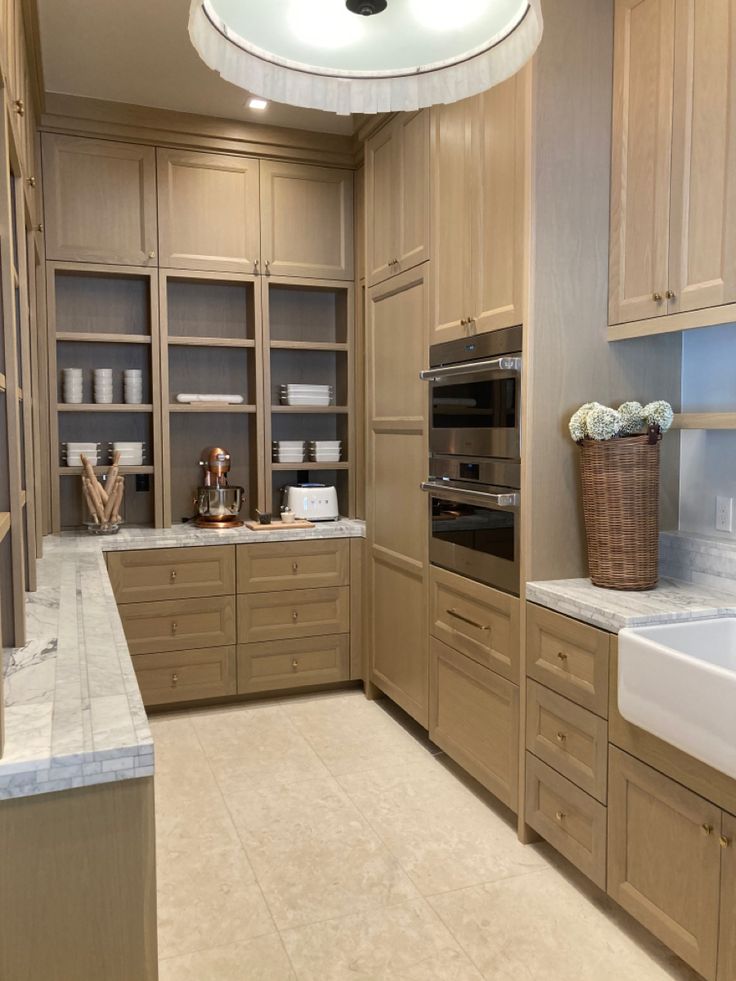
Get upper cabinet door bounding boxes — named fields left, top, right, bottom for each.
left=471, top=71, right=527, bottom=336
left=260, top=161, right=353, bottom=280
left=430, top=98, right=473, bottom=345
left=609, top=0, right=676, bottom=325
left=365, top=121, right=397, bottom=286
left=668, top=0, right=736, bottom=315
left=157, top=149, right=260, bottom=274
left=395, top=111, right=430, bottom=275
left=719, top=810, right=736, bottom=981
left=42, top=134, right=157, bottom=266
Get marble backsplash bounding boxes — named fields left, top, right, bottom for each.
left=659, top=530, right=736, bottom=596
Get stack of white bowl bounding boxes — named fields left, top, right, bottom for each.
left=111, top=442, right=145, bottom=466
left=309, top=440, right=341, bottom=463
left=273, top=440, right=305, bottom=464
left=280, top=384, right=332, bottom=407
left=63, top=442, right=99, bottom=467
left=62, top=368, right=83, bottom=404
left=94, top=369, right=113, bottom=404
left=124, top=370, right=143, bottom=404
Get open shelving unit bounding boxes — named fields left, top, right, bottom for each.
left=47, top=262, right=163, bottom=530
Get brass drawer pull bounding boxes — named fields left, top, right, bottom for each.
left=556, top=731, right=567, bottom=744
left=14, top=99, right=24, bottom=116
left=171, top=621, right=178, bottom=635
left=702, top=823, right=714, bottom=836
left=556, top=650, right=568, bottom=663
left=170, top=570, right=178, bottom=583
left=292, top=658, right=299, bottom=671
left=292, top=561, right=299, bottom=573
left=447, top=608, right=489, bottom=631
left=653, top=291, right=663, bottom=302
left=721, top=835, right=732, bottom=849
left=555, top=810, right=566, bottom=822
left=171, top=672, right=179, bottom=686
left=292, top=610, right=299, bottom=621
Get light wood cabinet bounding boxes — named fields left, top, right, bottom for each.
left=107, top=545, right=235, bottom=604
left=365, top=111, right=430, bottom=287
left=719, top=811, right=736, bottom=981
left=133, top=646, right=236, bottom=706
left=260, top=161, right=353, bottom=280
left=610, top=0, right=736, bottom=330
left=118, top=595, right=236, bottom=655
left=157, top=148, right=261, bottom=274
left=430, top=638, right=519, bottom=811
left=42, top=134, right=157, bottom=266
left=236, top=539, right=348, bottom=593
left=430, top=72, right=526, bottom=345
left=237, top=586, right=349, bottom=644
left=237, top=634, right=350, bottom=694
left=608, top=747, right=721, bottom=978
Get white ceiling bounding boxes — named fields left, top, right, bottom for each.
left=36, top=0, right=356, bottom=136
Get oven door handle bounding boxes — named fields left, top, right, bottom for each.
left=419, top=355, right=522, bottom=382
left=421, top=481, right=520, bottom=510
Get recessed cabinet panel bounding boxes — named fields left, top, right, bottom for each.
left=237, top=634, right=350, bottom=694
left=719, top=810, right=736, bottom=981
left=42, top=134, right=157, bottom=265
left=237, top=539, right=349, bottom=593
left=260, top=161, right=353, bottom=280
left=157, top=149, right=261, bottom=273
left=608, top=747, right=721, bottom=978
left=133, top=646, right=236, bottom=706
left=238, top=586, right=349, bottom=644
left=119, top=595, right=236, bottom=655
left=107, top=545, right=235, bottom=604
left=366, top=123, right=396, bottom=286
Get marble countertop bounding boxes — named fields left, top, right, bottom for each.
left=0, top=518, right=365, bottom=800
left=526, top=576, right=736, bottom=633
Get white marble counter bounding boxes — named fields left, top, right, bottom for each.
left=526, top=576, right=736, bottom=633
left=0, top=519, right=365, bottom=800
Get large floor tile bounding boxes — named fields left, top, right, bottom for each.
left=339, top=758, right=547, bottom=895
left=159, top=934, right=295, bottom=981
left=428, top=868, right=701, bottom=981
left=281, top=900, right=484, bottom=980
left=156, top=788, right=242, bottom=853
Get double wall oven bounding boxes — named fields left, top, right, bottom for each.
left=420, top=325, right=522, bottom=596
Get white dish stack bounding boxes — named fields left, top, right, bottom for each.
left=63, top=442, right=100, bottom=467
left=273, top=440, right=306, bottom=464
left=280, top=384, right=333, bottom=407
left=309, top=440, right=341, bottom=463
left=111, top=442, right=145, bottom=466
left=62, top=368, right=83, bottom=404
left=94, top=368, right=113, bottom=404
left=124, top=370, right=143, bottom=404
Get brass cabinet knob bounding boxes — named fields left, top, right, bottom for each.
left=556, top=731, right=567, bottom=743
left=265, top=260, right=271, bottom=274
left=36, top=223, right=43, bottom=232
left=14, top=99, right=24, bottom=116
left=147, top=251, right=156, bottom=259
left=169, top=570, right=177, bottom=583
left=653, top=292, right=663, bottom=302
left=666, top=289, right=676, bottom=300
left=292, top=610, right=298, bottom=621
left=702, top=823, right=714, bottom=836
left=254, top=258, right=260, bottom=273
left=556, top=650, right=568, bottom=662
left=171, top=672, right=179, bottom=686
left=171, top=621, right=178, bottom=635
left=292, top=561, right=299, bottom=573
left=27, top=176, right=35, bottom=187
left=555, top=810, right=566, bottom=822
left=291, top=658, right=299, bottom=671
left=721, top=835, right=732, bottom=848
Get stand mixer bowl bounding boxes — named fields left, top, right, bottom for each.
left=196, top=486, right=244, bottom=518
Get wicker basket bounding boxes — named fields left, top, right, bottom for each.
left=579, top=432, right=660, bottom=590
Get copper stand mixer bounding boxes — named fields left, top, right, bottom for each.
left=194, top=446, right=245, bottom=529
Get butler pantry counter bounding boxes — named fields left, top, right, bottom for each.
left=0, top=519, right=365, bottom=800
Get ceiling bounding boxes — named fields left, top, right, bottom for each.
left=36, top=0, right=356, bottom=136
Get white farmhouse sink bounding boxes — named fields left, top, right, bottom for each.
left=618, top=618, right=736, bottom=779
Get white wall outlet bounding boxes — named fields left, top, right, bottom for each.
left=716, top=496, right=733, bottom=533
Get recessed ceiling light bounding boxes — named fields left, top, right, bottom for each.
left=247, top=97, right=268, bottom=110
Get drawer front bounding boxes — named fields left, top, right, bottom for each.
left=238, top=635, right=350, bottom=694
left=133, top=647, right=236, bottom=706
left=430, top=566, right=520, bottom=682
left=430, top=638, right=519, bottom=812
left=237, top=540, right=349, bottom=593
left=119, top=596, right=236, bottom=655
left=527, top=603, right=609, bottom=716
left=525, top=753, right=607, bottom=890
left=238, top=587, right=350, bottom=644
left=107, top=546, right=235, bottom=604
left=526, top=680, right=608, bottom=803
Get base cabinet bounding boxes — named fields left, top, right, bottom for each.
left=133, top=647, right=236, bottom=706
left=430, top=638, right=519, bottom=811
left=720, top=811, right=736, bottom=981
left=237, top=635, right=349, bottom=694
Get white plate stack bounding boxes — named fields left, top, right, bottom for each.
left=280, top=384, right=333, bottom=407
left=63, top=442, right=99, bottom=467
left=94, top=368, right=113, bottom=404
left=124, top=370, right=143, bottom=404
left=111, top=442, right=145, bottom=466
left=273, top=440, right=305, bottom=464
left=62, top=368, right=83, bottom=404
left=309, top=440, right=341, bottom=463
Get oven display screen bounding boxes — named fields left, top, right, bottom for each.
left=431, top=497, right=515, bottom=562
left=432, top=378, right=516, bottom=429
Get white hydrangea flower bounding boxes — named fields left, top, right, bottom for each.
left=643, top=400, right=674, bottom=434
left=618, top=401, right=644, bottom=435
left=569, top=402, right=601, bottom=442
left=585, top=406, right=623, bottom=441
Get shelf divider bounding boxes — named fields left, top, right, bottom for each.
left=672, top=413, right=736, bottom=430
left=57, top=403, right=154, bottom=413
left=56, top=332, right=152, bottom=345
left=270, top=340, right=348, bottom=352
left=168, top=336, right=255, bottom=349
left=169, top=403, right=256, bottom=414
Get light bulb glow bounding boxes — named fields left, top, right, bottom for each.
left=409, top=0, right=488, bottom=32
left=247, top=97, right=268, bottom=110
left=288, top=0, right=363, bottom=49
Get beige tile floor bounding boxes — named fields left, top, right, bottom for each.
left=152, top=689, right=701, bottom=980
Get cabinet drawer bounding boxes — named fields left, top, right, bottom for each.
left=526, top=681, right=608, bottom=803
left=525, top=753, right=607, bottom=890
left=237, top=635, right=350, bottom=694
left=430, top=638, right=519, bottom=812
left=133, top=647, right=236, bottom=706
left=237, top=540, right=349, bottom=593
left=107, top=546, right=235, bottom=603
left=119, top=596, right=236, bottom=655
left=238, top=587, right=349, bottom=644
left=430, top=566, right=520, bottom=682
left=527, top=604, right=609, bottom=716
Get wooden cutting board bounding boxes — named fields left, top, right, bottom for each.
left=244, top=519, right=315, bottom=531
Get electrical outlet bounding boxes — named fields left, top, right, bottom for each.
left=716, top=496, right=733, bottom=533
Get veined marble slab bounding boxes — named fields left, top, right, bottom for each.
left=525, top=576, right=736, bottom=633
left=0, top=519, right=365, bottom=800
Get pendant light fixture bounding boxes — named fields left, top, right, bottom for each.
left=189, top=0, right=543, bottom=115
